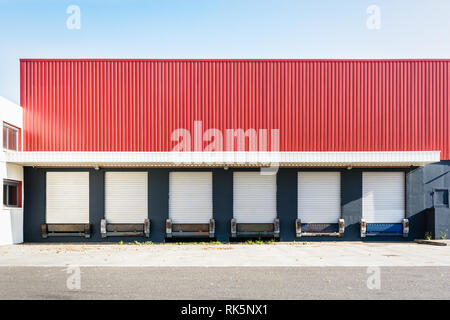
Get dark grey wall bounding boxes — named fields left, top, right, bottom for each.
left=23, top=167, right=45, bottom=242
left=341, top=170, right=362, bottom=240
left=212, top=169, right=233, bottom=242
left=277, top=169, right=297, bottom=241
left=407, top=161, right=450, bottom=239
left=148, top=169, right=169, bottom=243
left=23, top=163, right=450, bottom=242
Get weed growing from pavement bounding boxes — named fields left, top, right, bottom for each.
left=244, top=240, right=275, bottom=245
left=117, top=241, right=153, bottom=245
left=286, top=241, right=308, bottom=245
left=114, top=240, right=302, bottom=245
left=170, top=240, right=277, bottom=245
left=168, top=241, right=224, bottom=245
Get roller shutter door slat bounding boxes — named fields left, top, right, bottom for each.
left=362, top=172, right=405, bottom=223
left=298, top=172, right=341, bottom=223
left=169, top=172, right=213, bottom=224
left=46, top=172, right=89, bottom=224
left=233, top=172, right=277, bottom=223
left=105, top=172, right=148, bottom=223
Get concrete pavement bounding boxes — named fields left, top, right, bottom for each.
left=1, top=243, right=449, bottom=300
left=0, top=242, right=449, bottom=267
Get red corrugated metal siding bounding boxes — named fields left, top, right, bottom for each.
left=20, top=60, right=450, bottom=159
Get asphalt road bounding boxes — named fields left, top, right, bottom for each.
left=0, top=266, right=449, bottom=300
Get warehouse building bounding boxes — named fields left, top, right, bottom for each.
left=1, top=59, right=449, bottom=243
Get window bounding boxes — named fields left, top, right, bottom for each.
left=3, top=180, right=20, bottom=207
left=433, top=189, right=449, bottom=208
left=3, top=123, right=19, bottom=151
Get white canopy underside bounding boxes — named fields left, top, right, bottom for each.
left=3, top=151, right=440, bottom=167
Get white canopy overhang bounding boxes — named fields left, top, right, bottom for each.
left=2, top=151, right=440, bottom=167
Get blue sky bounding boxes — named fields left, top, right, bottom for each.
left=1, top=0, right=450, bottom=104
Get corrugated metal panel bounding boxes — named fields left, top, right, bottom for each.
left=104, top=172, right=148, bottom=223
left=362, top=172, right=405, bottom=223
left=298, top=172, right=341, bottom=223
left=233, top=172, right=277, bottom=223
left=46, top=172, right=89, bottom=223
left=169, top=172, right=212, bottom=223
left=20, top=59, right=450, bottom=159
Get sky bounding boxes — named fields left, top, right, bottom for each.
left=1, top=0, right=450, bottom=104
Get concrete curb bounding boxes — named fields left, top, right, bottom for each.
left=414, top=239, right=448, bottom=246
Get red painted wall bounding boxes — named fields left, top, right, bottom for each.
left=20, top=59, right=450, bottom=158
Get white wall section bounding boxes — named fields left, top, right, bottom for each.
left=0, top=96, right=23, bottom=244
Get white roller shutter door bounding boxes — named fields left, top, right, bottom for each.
left=46, top=172, right=89, bottom=224
left=105, top=172, right=148, bottom=223
left=233, top=172, right=277, bottom=223
left=169, top=172, right=213, bottom=224
left=362, top=172, right=405, bottom=223
left=298, top=172, right=341, bottom=223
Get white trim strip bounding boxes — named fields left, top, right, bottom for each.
left=3, top=151, right=440, bottom=167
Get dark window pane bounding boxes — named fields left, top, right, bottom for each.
left=433, top=189, right=449, bottom=207
left=8, top=185, right=17, bottom=206
left=3, top=182, right=19, bottom=206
